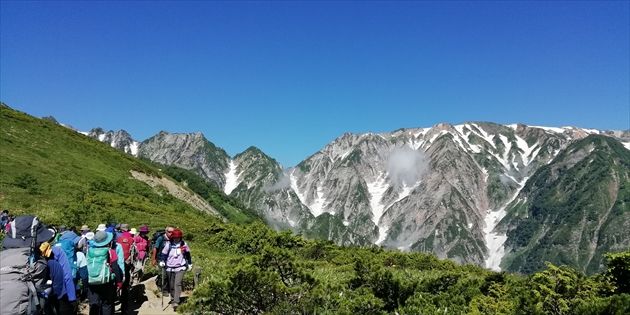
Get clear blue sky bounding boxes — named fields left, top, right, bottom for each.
left=2, top=1, right=629, bottom=166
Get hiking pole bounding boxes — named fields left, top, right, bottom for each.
left=161, top=266, right=165, bottom=308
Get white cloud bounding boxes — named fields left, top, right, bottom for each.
left=386, top=146, right=428, bottom=187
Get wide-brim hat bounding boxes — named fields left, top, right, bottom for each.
left=129, top=228, right=137, bottom=235
left=80, top=225, right=90, bottom=231
left=92, top=231, right=113, bottom=247
left=96, top=224, right=106, bottom=231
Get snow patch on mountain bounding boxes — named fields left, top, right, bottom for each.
left=531, top=126, right=566, bottom=133
left=310, top=185, right=328, bottom=216
left=224, top=160, right=240, bottom=195
left=366, top=174, right=391, bottom=244
left=623, top=142, right=630, bottom=150
left=289, top=170, right=328, bottom=217
left=515, top=135, right=538, bottom=166
left=367, top=174, right=389, bottom=226
left=484, top=177, right=529, bottom=271
left=129, top=142, right=139, bottom=156
left=470, top=123, right=496, bottom=148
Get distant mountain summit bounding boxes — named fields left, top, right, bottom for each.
left=86, top=128, right=139, bottom=156
left=78, top=120, right=630, bottom=273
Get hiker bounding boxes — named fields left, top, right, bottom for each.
left=152, top=226, right=173, bottom=295
left=151, top=226, right=173, bottom=266
left=1, top=215, right=54, bottom=315
left=77, top=225, right=91, bottom=253
left=159, top=228, right=192, bottom=311
left=4, top=215, right=14, bottom=234
left=0, top=209, right=8, bottom=232
left=96, top=223, right=106, bottom=232
left=48, top=240, right=78, bottom=308
left=117, top=223, right=135, bottom=314
left=55, top=230, right=80, bottom=281
left=87, top=230, right=123, bottom=315
left=76, top=240, right=89, bottom=301
left=40, top=242, right=77, bottom=314
left=134, top=225, right=150, bottom=267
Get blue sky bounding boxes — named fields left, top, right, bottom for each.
left=2, top=1, right=629, bottom=166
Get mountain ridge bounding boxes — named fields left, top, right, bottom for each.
left=67, top=115, right=630, bottom=273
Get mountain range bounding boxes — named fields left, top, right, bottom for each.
left=77, top=120, right=630, bottom=274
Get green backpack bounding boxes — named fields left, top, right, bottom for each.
left=87, top=246, right=113, bottom=285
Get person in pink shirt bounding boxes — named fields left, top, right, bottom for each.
left=134, top=225, right=150, bottom=267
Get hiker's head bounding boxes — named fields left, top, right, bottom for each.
left=1, top=209, right=8, bottom=214
left=165, top=226, right=175, bottom=238
left=96, top=223, right=106, bottom=232
left=120, top=223, right=129, bottom=232
left=39, top=242, right=53, bottom=258
left=139, top=225, right=149, bottom=234
left=80, top=225, right=90, bottom=234
left=170, top=229, right=183, bottom=241
left=92, top=231, right=113, bottom=247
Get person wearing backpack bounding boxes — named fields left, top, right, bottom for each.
left=116, top=224, right=135, bottom=315
left=159, top=229, right=191, bottom=311
left=55, top=230, right=80, bottom=281
left=0, top=215, right=55, bottom=315
left=0, top=209, right=9, bottom=233
left=134, top=226, right=150, bottom=268
left=150, top=226, right=172, bottom=266
left=152, top=226, right=173, bottom=295
left=76, top=240, right=89, bottom=302
left=86, top=230, right=122, bottom=315
left=39, top=242, right=77, bottom=314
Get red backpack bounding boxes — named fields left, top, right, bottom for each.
left=117, top=234, right=135, bottom=264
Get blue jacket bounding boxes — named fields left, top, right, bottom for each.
left=51, top=246, right=77, bottom=302
left=47, top=259, right=66, bottom=299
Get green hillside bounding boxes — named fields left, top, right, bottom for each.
left=501, top=135, right=630, bottom=274
left=2, top=103, right=629, bottom=314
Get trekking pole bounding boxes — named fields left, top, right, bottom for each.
left=161, top=266, right=165, bottom=308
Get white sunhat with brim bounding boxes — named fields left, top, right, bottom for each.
left=85, top=232, right=95, bottom=240
left=96, top=224, right=106, bottom=231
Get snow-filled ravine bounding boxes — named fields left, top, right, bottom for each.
left=223, top=160, right=240, bottom=195
left=483, top=177, right=528, bottom=271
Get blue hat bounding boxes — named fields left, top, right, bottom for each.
left=92, top=231, right=113, bottom=247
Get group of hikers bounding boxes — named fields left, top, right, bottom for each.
left=0, top=212, right=193, bottom=315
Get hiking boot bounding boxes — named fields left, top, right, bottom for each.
left=172, top=303, right=178, bottom=311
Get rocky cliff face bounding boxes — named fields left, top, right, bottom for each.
left=138, top=131, right=230, bottom=187
left=224, top=147, right=313, bottom=230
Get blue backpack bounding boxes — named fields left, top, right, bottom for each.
left=57, top=234, right=78, bottom=278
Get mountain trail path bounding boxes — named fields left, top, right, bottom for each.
left=79, top=276, right=189, bottom=315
